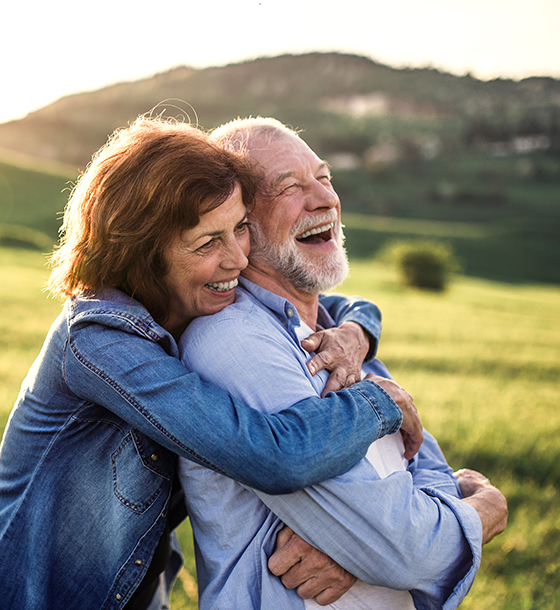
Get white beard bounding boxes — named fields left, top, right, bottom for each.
left=249, top=213, right=349, bottom=294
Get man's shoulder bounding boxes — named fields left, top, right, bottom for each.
left=190, top=287, right=261, bottom=328
left=181, top=286, right=282, bottom=350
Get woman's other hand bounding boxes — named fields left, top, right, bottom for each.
left=302, top=323, right=423, bottom=459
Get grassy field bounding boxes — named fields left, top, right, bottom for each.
left=342, top=261, right=560, bottom=609
left=1, top=247, right=559, bottom=609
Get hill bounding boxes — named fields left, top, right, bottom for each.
left=0, top=52, right=559, bottom=284
left=0, top=152, right=73, bottom=249
left=1, top=52, right=560, bottom=167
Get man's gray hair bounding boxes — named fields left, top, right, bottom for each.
left=211, top=117, right=300, bottom=154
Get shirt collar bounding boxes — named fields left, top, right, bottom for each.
left=317, top=301, right=336, bottom=331
left=239, top=277, right=302, bottom=328
left=239, top=277, right=336, bottom=333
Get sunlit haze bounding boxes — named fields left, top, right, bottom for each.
left=2, top=0, right=559, bottom=124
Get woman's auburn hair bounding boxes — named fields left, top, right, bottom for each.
left=47, top=116, right=257, bottom=324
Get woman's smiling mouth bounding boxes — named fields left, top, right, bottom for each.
left=205, top=279, right=238, bottom=292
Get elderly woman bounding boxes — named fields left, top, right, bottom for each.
left=0, top=117, right=414, bottom=610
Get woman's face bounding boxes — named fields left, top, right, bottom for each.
left=163, top=184, right=250, bottom=337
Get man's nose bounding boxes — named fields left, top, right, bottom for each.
left=305, top=180, right=339, bottom=211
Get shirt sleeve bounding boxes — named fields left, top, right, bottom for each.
left=408, top=429, right=464, bottom=498
left=63, top=312, right=401, bottom=495
left=319, top=293, right=382, bottom=359
left=256, top=465, right=481, bottom=609
left=182, top=307, right=482, bottom=610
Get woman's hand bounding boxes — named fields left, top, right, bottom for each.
left=268, top=526, right=357, bottom=605
left=364, top=375, right=424, bottom=460
left=302, top=322, right=370, bottom=396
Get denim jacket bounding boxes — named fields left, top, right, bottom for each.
left=0, top=287, right=400, bottom=610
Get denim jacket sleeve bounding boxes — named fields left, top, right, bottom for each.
left=63, top=300, right=402, bottom=495
left=319, top=293, right=382, bottom=359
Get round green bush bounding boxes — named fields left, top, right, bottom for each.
left=382, top=240, right=460, bottom=291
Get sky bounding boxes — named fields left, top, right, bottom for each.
left=1, top=0, right=559, bottom=125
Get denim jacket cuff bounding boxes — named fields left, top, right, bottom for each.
left=350, top=379, right=403, bottom=436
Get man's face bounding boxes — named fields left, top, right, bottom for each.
left=247, top=133, right=348, bottom=294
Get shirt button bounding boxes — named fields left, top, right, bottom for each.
left=135, top=559, right=143, bottom=566
left=151, top=454, right=159, bottom=461
left=286, top=308, right=294, bottom=318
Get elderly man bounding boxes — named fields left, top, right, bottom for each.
left=177, top=118, right=507, bottom=609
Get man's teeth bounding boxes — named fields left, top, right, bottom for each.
left=298, top=222, right=334, bottom=240
left=206, top=279, right=238, bottom=292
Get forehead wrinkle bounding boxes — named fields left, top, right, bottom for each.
left=268, top=160, right=330, bottom=189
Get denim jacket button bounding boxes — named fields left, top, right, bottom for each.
left=150, top=454, right=159, bottom=461
left=135, top=559, right=143, bottom=566
left=116, top=593, right=122, bottom=601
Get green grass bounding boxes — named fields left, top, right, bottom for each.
left=1, top=247, right=559, bottom=609
left=0, top=249, right=62, bottom=431
left=340, top=261, right=560, bottom=609
left=342, top=213, right=560, bottom=285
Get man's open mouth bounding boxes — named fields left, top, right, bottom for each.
left=295, top=222, right=334, bottom=244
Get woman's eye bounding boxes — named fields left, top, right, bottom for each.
left=236, top=221, right=250, bottom=234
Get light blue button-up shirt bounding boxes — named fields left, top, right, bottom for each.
left=178, top=279, right=482, bottom=610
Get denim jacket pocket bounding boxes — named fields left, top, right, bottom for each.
left=111, top=430, right=172, bottom=514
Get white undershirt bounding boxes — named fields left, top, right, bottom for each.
left=303, top=432, right=415, bottom=610
left=296, top=322, right=415, bottom=610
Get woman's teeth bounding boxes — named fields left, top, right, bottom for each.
left=298, top=222, right=334, bottom=240
left=206, top=279, right=238, bottom=292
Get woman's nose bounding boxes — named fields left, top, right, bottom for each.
left=222, top=238, right=249, bottom=270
